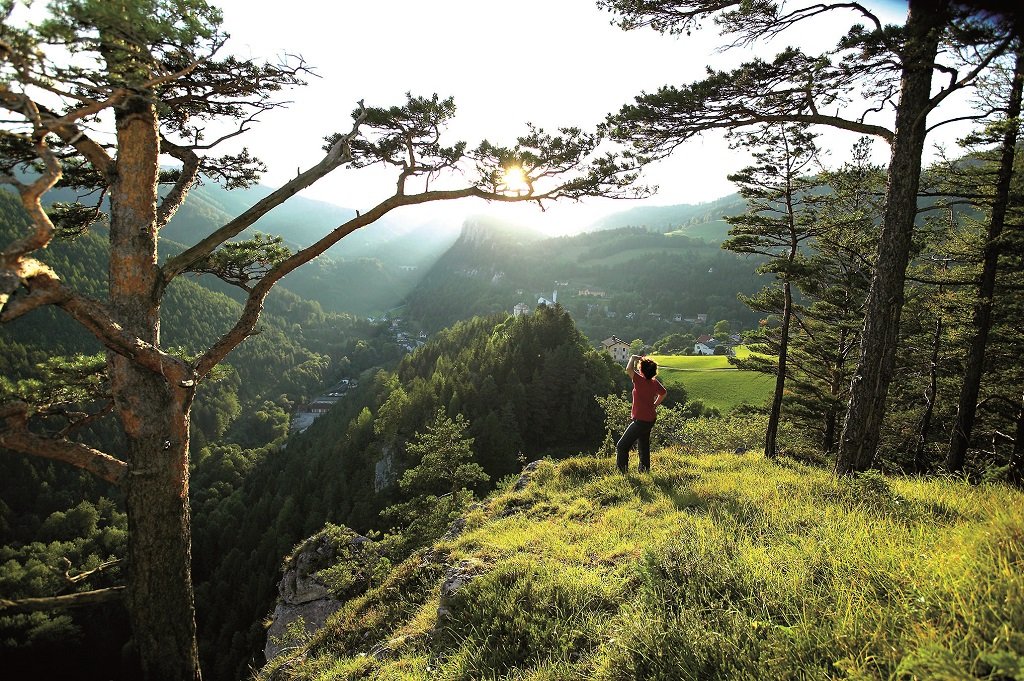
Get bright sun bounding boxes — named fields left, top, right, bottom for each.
left=500, top=165, right=531, bottom=194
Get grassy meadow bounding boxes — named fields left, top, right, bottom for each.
left=260, top=446, right=1024, bottom=681
left=650, top=349, right=774, bottom=413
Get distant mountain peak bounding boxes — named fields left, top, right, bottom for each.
left=459, top=214, right=546, bottom=246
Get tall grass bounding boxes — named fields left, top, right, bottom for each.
left=260, top=450, right=1024, bottom=681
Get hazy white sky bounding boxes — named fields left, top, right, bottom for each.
left=210, top=0, right=915, bottom=232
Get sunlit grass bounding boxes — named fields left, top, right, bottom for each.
left=659, top=366, right=774, bottom=412
left=649, top=349, right=774, bottom=412
left=261, top=449, right=1024, bottom=681
left=649, top=352, right=734, bottom=369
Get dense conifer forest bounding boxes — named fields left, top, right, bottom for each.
left=0, top=189, right=406, bottom=676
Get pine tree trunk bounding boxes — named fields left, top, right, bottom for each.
left=118, top=371, right=199, bottom=681
left=108, top=95, right=201, bottom=680
left=1012, top=393, right=1024, bottom=484
left=823, top=407, right=838, bottom=454
left=824, top=325, right=852, bottom=454
left=916, top=314, right=943, bottom=472
left=947, top=48, right=1024, bottom=472
left=765, top=280, right=792, bottom=459
left=835, top=0, right=946, bottom=475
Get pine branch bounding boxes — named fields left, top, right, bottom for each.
left=160, top=101, right=367, bottom=285
left=156, top=140, right=201, bottom=229
left=0, top=267, right=190, bottom=383
left=0, top=402, right=127, bottom=485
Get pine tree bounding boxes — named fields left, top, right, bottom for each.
left=785, top=138, right=882, bottom=455
left=0, top=1, right=640, bottom=676
left=948, top=48, right=1024, bottom=471
left=599, top=0, right=1016, bottom=473
left=380, top=410, right=488, bottom=554
left=724, top=124, right=819, bottom=458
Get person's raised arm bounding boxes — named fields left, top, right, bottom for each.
left=626, top=354, right=640, bottom=375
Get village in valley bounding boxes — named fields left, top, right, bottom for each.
left=291, top=279, right=745, bottom=433
left=516, top=281, right=743, bottom=362
left=290, top=316, right=428, bottom=433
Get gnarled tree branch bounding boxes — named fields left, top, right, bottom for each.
left=157, top=140, right=201, bottom=228
left=194, top=142, right=643, bottom=377
left=928, top=36, right=1014, bottom=112
left=0, top=402, right=127, bottom=485
left=160, top=100, right=367, bottom=286
left=0, top=267, right=190, bottom=383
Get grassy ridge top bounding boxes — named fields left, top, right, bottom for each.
left=261, top=450, right=1024, bottom=680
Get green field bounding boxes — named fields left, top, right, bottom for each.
left=649, top=349, right=774, bottom=413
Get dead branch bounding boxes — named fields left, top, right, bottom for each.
left=0, top=587, right=126, bottom=614
left=64, top=558, right=122, bottom=585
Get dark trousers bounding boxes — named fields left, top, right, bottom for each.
left=616, top=419, right=655, bottom=473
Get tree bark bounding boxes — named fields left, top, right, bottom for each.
left=947, top=48, right=1024, bottom=472
left=1012, top=392, right=1024, bottom=484
left=824, top=324, right=852, bottom=454
left=765, top=280, right=792, bottom=459
left=823, top=405, right=838, bottom=454
left=835, top=0, right=947, bottom=475
left=108, top=94, right=201, bottom=681
left=916, top=313, right=943, bottom=472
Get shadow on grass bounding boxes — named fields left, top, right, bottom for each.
left=621, top=471, right=702, bottom=511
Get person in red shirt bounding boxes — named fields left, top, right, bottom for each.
left=616, top=354, right=667, bottom=474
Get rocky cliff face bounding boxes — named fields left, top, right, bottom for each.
left=263, top=525, right=387, bottom=663
left=374, top=444, right=397, bottom=493
left=262, top=461, right=545, bottom=675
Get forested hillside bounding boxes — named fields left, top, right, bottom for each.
left=190, top=305, right=627, bottom=679
left=592, top=191, right=747, bottom=240
left=0, top=190, right=405, bottom=677
left=404, top=219, right=765, bottom=343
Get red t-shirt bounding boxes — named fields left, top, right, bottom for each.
left=631, top=371, right=667, bottom=422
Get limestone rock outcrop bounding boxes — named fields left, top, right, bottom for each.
left=263, top=524, right=386, bottom=663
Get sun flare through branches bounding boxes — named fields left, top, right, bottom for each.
left=499, top=165, right=531, bottom=195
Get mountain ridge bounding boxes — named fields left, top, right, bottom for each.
left=257, top=444, right=1024, bottom=680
